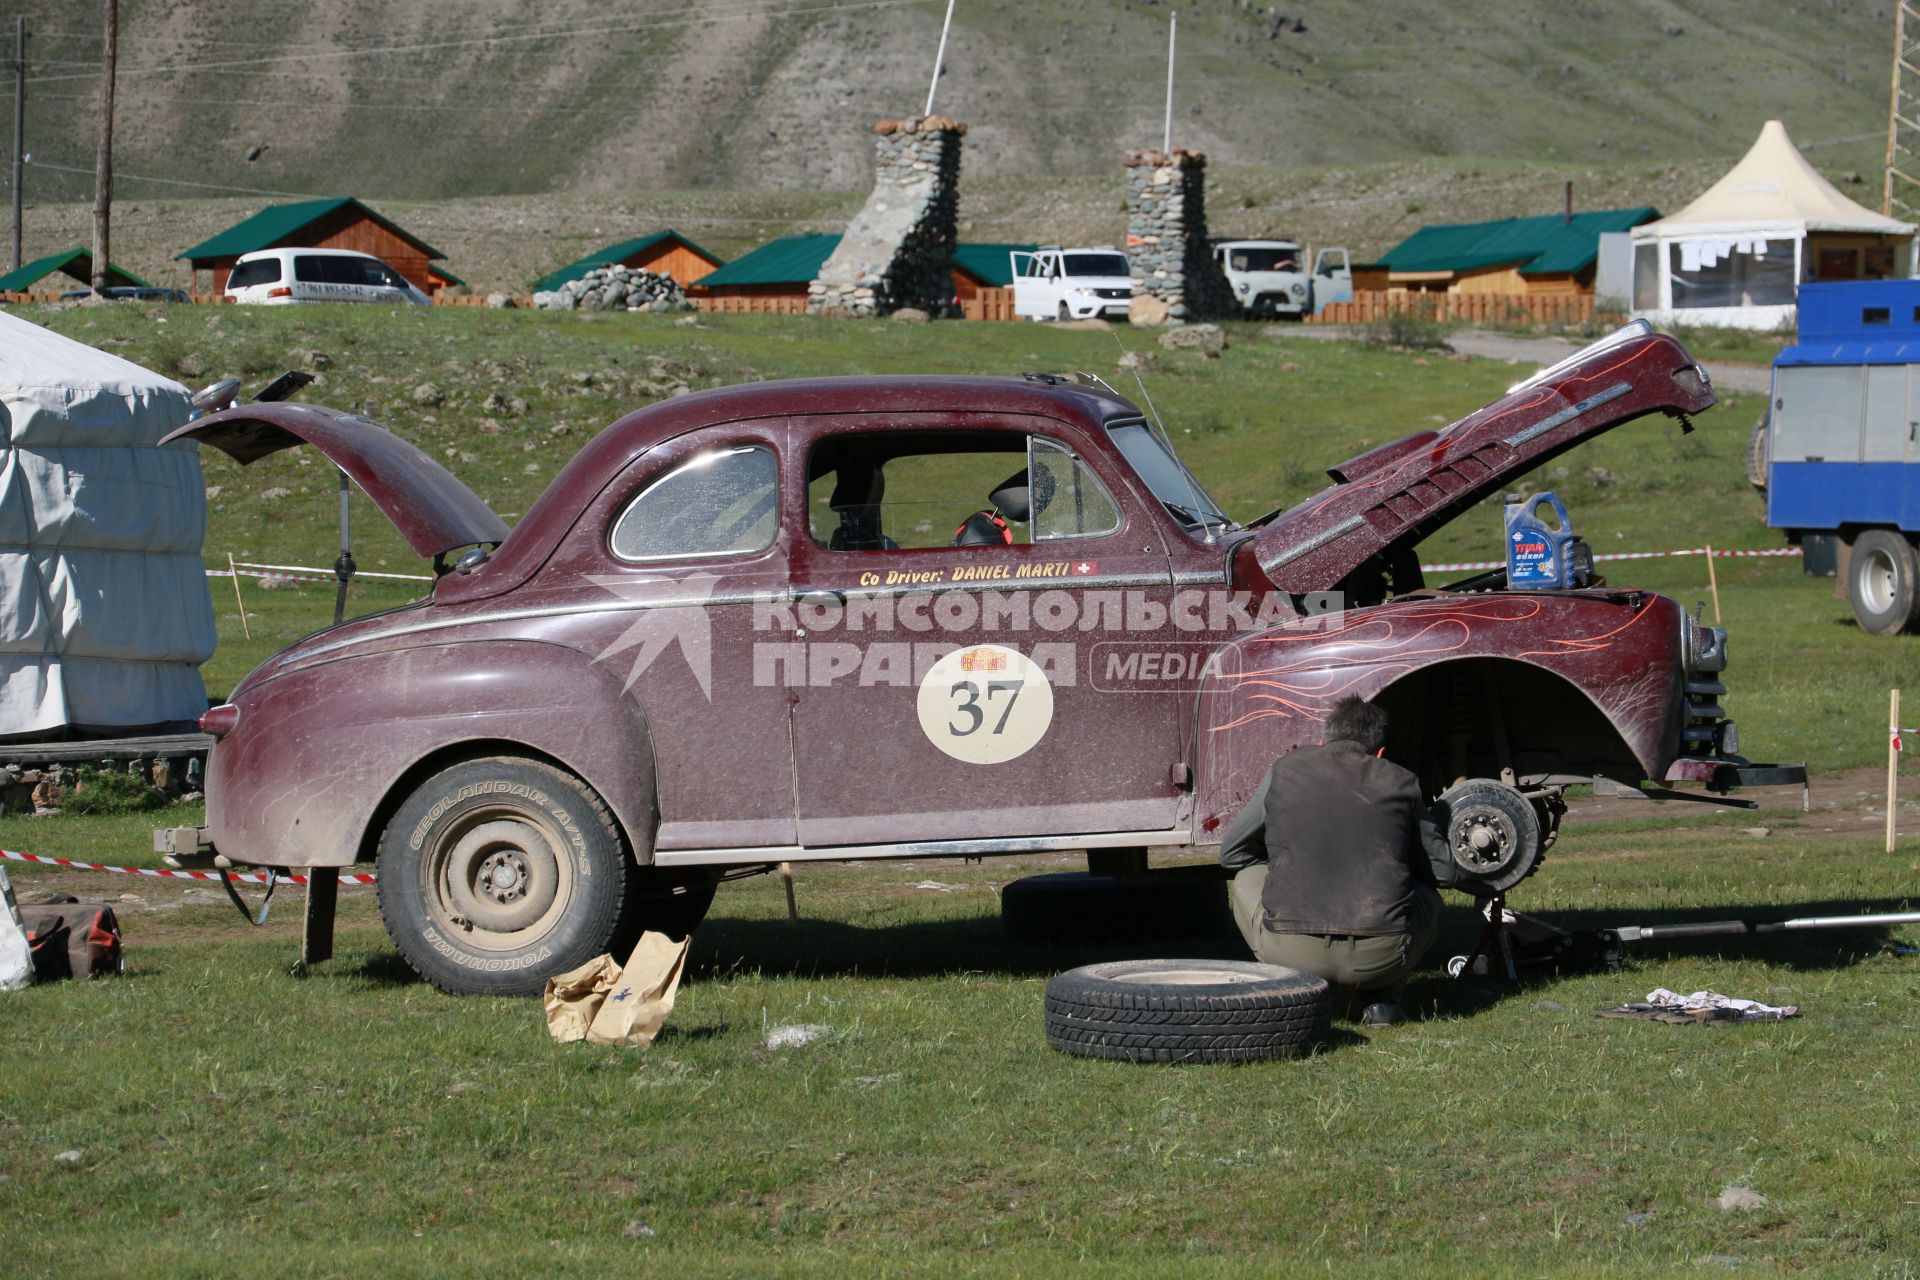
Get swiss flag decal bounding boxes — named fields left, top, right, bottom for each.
left=1071, top=560, right=1098, bottom=576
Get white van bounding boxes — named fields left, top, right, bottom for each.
left=1214, top=240, right=1353, bottom=318
left=1011, top=246, right=1136, bottom=321
left=224, top=248, right=430, bottom=306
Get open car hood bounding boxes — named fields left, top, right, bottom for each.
left=162, top=402, right=509, bottom=560
left=1247, top=323, right=1716, bottom=593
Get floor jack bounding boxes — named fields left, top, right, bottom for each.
left=1449, top=897, right=1920, bottom=979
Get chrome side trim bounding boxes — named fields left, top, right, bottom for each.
left=1503, top=381, right=1632, bottom=448
left=652, top=826, right=1194, bottom=867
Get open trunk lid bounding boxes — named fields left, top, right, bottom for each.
left=1248, top=323, right=1716, bottom=593
left=162, top=402, right=508, bottom=561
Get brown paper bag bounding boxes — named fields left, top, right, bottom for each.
left=586, top=931, right=692, bottom=1047
left=543, top=953, right=622, bottom=1043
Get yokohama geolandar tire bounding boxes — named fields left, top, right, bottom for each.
left=376, top=757, right=632, bottom=997
left=1848, top=530, right=1920, bottom=636
left=1045, top=959, right=1332, bottom=1063
left=1001, top=872, right=1230, bottom=945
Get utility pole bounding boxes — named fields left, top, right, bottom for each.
left=91, top=0, right=117, bottom=294
left=1885, top=0, right=1920, bottom=224
left=1162, top=11, right=1177, bottom=154
left=10, top=16, right=24, bottom=273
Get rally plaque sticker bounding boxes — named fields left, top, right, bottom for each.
left=916, top=644, right=1054, bottom=764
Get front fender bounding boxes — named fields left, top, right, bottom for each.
left=1191, top=591, right=1684, bottom=833
left=205, top=639, right=656, bottom=868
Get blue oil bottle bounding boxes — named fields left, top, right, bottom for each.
left=1504, top=492, right=1576, bottom=589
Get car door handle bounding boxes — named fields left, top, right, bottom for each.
left=793, top=590, right=844, bottom=610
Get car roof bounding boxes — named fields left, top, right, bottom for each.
left=234, top=247, right=384, bottom=261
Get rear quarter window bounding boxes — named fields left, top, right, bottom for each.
left=227, top=258, right=281, bottom=289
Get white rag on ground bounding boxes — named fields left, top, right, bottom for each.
left=1645, top=988, right=1799, bottom=1020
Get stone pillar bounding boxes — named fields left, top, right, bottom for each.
left=808, top=115, right=966, bottom=318
left=1122, top=148, right=1233, bottom=324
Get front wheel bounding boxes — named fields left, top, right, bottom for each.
left=1848, top=530, right=1920, bottom=635
left=376, top=756, right=632, bottom=996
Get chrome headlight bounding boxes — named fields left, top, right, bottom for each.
left=1290, top=282, right=1308, bottom=299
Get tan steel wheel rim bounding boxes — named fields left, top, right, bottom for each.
left=426, top=809, right=573, bottom=952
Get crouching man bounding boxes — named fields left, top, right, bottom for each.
left=1217, top=695, right=1441, bottom=1026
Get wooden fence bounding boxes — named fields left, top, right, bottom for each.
left=1309, top=292, right=1600, bottom=327
left=693, top=294, right=810, bottom=315
left=961, top=287, right=1018, bottom=321
left=433, top=293, right=533, bottom=308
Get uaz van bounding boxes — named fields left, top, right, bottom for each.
left=224, top=248, right=429, bottom=306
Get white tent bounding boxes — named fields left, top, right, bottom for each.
left=0, top=311, right=215, bottom=738
left=1630, top=120, right=1916, bottom=330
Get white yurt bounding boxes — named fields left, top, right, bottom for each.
left=0, top=311, right=215, bottom=738
left=1630, top=120, right=1917, bottom=330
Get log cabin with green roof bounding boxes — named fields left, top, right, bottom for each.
left=176, top=197, right=454, bottom=297
left=532, top=230, right=723, bottom=294
left=1373, top=207, right=1660, bottom=297
left=0, top=247, right=151, bottom=298
left=690, top=234, right=1034, bottom=317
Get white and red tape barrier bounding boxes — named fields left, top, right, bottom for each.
left=1, top=848, right=375, bottom=887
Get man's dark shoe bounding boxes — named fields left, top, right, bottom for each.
left=1360, top=1001, right=1407, bottom=1026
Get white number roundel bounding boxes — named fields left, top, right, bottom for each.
left=915, top=644, right=1055, bottom=764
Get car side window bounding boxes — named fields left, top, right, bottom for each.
left=228, top=258, right=280, bottom=288
left=610, top=445, right=779, bottom=562
left=1028, top=438, right=1121, bottom=541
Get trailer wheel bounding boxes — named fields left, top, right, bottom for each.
left=1848, top=530, right=1920, bottom=635
left=376, top=756, right=631, bottom=997
left=1044, top=959, right=1331, bottom=1062
left=1745, top=410, right=1770, bottom=495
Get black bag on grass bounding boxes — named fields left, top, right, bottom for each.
left=19, top=899, right=124, bottom=980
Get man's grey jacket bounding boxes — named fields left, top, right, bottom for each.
left=1218, top=739, right=1439, bottom=936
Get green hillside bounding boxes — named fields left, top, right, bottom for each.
left=10, top=0, right=1893, bottom=201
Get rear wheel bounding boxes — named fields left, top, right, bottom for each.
left=376, top=756, right=631, bottom=996
left=1848, top=530, right=1920, bottom=635
left=1745, top=410, right=1770, bottom=495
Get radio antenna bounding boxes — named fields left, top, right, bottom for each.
left=1112, top=336, right=1218, bottom=544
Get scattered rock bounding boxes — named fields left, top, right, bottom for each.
left=1278, top=361, right=1304, bottom=372
left=176, top=352, right=209, bottom=379
left=260, top=487, right=291, bottom=502
left=1715, top=1185, right=1766, bottom=1213
left=204, top=485, right=222, bottom=501
left=1622, top=1210, right=1656, bottom=1227
left=1129, top=293, right=1172, bottom=327
left=1742, top=827, right=1771, bottom=838
left=890, top=307, right=930, bottom=324
left=1116, top=349, right=1153, bottom=371
left=54, top=1150, right=83, bottom=1164
left=1532, top=1000, right=1565, bottom=1013
left=765, top=1023, right=831, bottom=1050
left=412, top=382, right=444, bottom=407
left=1160, top=323, right=1227, bottom=355
left=485, top=292, right=515, bottom=309
left=1585, top=466, right=1619, bottom=489
left=623, top=1220, right=657, bottom=1239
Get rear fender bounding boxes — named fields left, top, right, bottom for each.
left=205, top=639, right=656, bottom=869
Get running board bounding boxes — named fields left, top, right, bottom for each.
left=652, top=827, right=1192, bottom=868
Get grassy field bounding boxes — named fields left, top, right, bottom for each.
left=2, top=304, right=1917, bottom=1276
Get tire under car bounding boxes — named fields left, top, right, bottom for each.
left=999, top=871, right=1231, bottom=945
left=1044, top=959, right=1332, bottom=1062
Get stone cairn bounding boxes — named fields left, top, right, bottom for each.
left=533, top=265, right=692, bottom=313
left=808, top=115, right=966, bottom=318
left=1122, top=148, right=1234, bottom=324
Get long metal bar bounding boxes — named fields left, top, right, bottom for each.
left=923, top=0, right=955, bottom=116
left=1162, top=11, right=1176, bottom=154
left=1614, top=911, right=1920, bottom=943
left=10, top=17, right=23, bottom=272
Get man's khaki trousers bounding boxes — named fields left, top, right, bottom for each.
left=1230, top=863, right=1440, bottom=1003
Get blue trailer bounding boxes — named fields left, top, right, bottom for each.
left=1764, top=279, right=1920, bottom=633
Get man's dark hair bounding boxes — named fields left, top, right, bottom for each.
left=1324, top=696, right=1389, bottom=753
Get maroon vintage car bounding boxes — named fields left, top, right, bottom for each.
left=168, top=322, right=1802, bottom=994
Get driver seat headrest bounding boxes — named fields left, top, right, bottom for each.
left=989, top=465, right=1056, bottom=524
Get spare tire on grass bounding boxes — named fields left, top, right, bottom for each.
left=1000, top=872, right=1229, bottom=945
left=1044, top=959, right=1332, bottom=1063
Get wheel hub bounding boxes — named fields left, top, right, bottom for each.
left=477, top=851, right=528, bottom=903
left=1863, top=550, right=1897, bottom=615
left=1453, top=808, right=1518, bottom=874
left=441, top=818, right=563, bottom=936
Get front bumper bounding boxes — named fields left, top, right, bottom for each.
left=1665, top=755, right=1809, bottom=794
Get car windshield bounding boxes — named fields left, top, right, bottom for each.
left=1228, top=247, right=1301, bottom=272
left=1063, top=253, right=1130, bottom=278
left=1106, top=420, right=1231, bottom=530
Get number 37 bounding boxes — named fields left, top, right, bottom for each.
left=949, top=680, right=1024, bottom=736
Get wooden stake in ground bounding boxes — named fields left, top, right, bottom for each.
left=90, top=0, right=116, bottom=294
left=1888, top=688, right=1901, bottom=855
left=1705, top=544, right=1722, bottom=624
left=779, top=861, right=798, bottom=922
left=227, top=553, right=251, bottom=640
